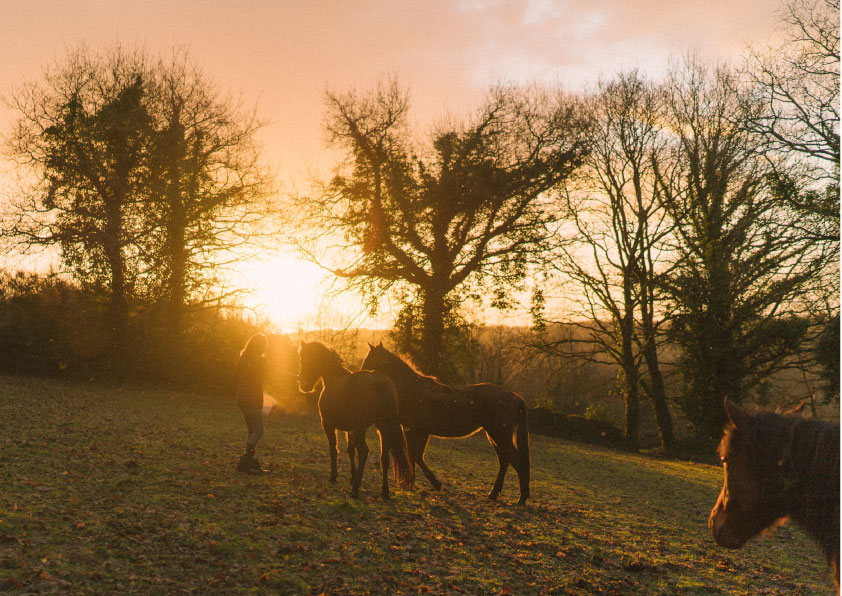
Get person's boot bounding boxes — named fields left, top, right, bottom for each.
left=236, top=453, right=254, bottom=473
left=248, top=454, right=268, bottom=473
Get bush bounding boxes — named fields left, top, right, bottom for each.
left=528, top=406, right=626, bottom=449
left=0, top=271, right=305, bottom=401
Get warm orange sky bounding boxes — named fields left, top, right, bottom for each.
left=0, top=0, right=785, bottom=330
left=1, top=0, right=783, bottom=186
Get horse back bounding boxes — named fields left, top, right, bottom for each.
left=319, top=370, right=398, bottom=431
left=347, top=370, right=398, bottom=404
left=400, top=380, right=522, bottom=438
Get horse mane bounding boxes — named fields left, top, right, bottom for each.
left=719, top=412, right=838, bottom=475
left=302, top=341, right=345, bottom=369
left=380, top=347, right=442, bottom=384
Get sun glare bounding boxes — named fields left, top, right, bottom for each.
left=239, top=253, right=330, bottom=333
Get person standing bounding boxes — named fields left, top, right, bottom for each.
left=234, top=333, right=269, bottom=473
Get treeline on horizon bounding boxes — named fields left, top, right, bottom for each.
left=0, top=267, right=834, bottom=451
left=0, top=0, right=838, bottom=450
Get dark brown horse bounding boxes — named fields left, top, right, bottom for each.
left=710, top=399, right=839, bottom=591
left=298, top=341, right=413, bottom=499
left=361, top=342, right=530, bottom=505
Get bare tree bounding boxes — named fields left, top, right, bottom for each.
left=535, top=71, right=675, bottom=448
left=745, top=0, right=840, bottom=401
left=744, top=0, right=839, bottom=254
left=745, top=0, right=839, bottom=170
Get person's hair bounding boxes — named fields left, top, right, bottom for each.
left=239, top=333, right=268, bottom=361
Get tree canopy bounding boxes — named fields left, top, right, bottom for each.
left=296, top=78, right=589, bottom=378
left=3, top=45, right=274, bottom=360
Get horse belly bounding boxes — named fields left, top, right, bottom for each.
left=431, top=421, right=483, bottom=439
left=422, top=400, right=483, bottom=438
left=396, top=384, right=504, bottom=438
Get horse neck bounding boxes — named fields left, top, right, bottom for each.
left=782, top=421, right=839, bottom=560
left=318, top=361, right=351, bottom=386
left=383, top=356, right=420, bottom=386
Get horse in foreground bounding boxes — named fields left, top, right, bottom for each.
left=709, top=399, right=839, bottom=591
left=361, top=342, right=530, bottom=505
left=298, top=341, right=413, bottom=499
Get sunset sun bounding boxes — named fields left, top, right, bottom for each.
left=239, top=253, right=331, bottom=332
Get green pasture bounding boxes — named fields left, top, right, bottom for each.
left=0, top=375, right=833, bottom=594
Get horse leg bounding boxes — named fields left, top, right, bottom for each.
left=349, top=431, right=369, bottom=499
left=378, top=428, right=391, bottom=499
left=407, top=430, right=441, bottom=490
left=489, top=428, right=529, bottom=505
left=511, top=442, right=530, bottom=507
left=486, top=432, right=510, bottom=501
left=501, top=440, right=529, bottom=506
left=322, top=424, right=339, bottom=482
left=491, top=420, right=530, bottom=505
left=345, top=431, right=357, bottom=487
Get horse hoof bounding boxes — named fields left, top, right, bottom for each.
left=329, top=476, right=338, bottom=483
left=488, top=492, right=499, bottom=501
left=350, top=491, right=360, bottom=499
left=432, top=480, right=442, bottom=491
left=517, top=498, right=528, bottom=508
left=381, top=492, right=390, bottom=500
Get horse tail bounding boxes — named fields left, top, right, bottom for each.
left=514, top=395, right=530, bottom=480
left=378, top=380, right=415, bottom=489
left=382, top=418, right=414, bottom=489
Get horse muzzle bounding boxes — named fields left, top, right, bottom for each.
left=297, top=374, right=317, bottom=393
left=709, top=503, right=747, bottom=549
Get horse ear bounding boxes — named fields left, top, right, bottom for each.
left=724, top=399, right=750, bottom=429
left=378, top=340, right=384, bottom=348
left=367, top=342, right=374, bottom=349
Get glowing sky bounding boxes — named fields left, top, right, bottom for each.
left=0, top=0, right=785, bottom=329
left=1, top=0, right=783, bottom=184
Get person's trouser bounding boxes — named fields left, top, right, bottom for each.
left=240, top=404, right=264, bottom=449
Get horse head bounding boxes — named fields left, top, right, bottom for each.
left=361, top=340, right=389, bottom=372
left=298, top=341, right=337, bottom=392
left=709, top=399, right=789, bottom=549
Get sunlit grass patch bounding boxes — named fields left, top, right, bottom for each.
left=0, top=374, right=833, bottom=595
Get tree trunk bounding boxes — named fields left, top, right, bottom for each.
left=165, top=177, right=187, bottom=334
left=420, top=286, right=446, bottom=379
left=641, top=339, right=674, bottom=449
left=167, top=223, right=187, bottom=333
left=620, top=280, right=640, bottom=448
left=620, top=347, right=640, bottom=449
left=104, top=200, right=128, bottom=365
left=164, top=120, right=188, bottom=334
left=639, top=288, right=675, bottom=449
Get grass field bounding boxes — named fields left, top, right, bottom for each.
left=0, top=375, right=834, bottom=595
